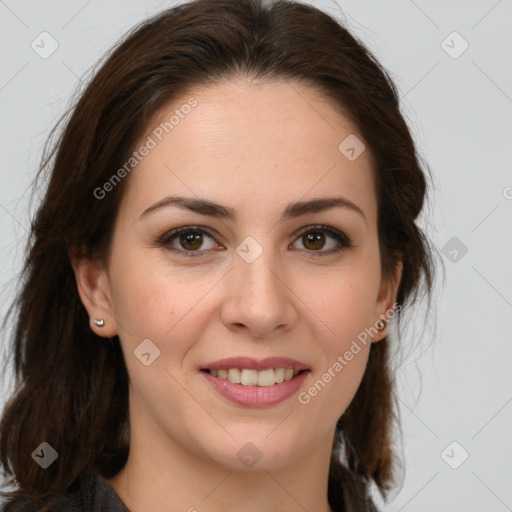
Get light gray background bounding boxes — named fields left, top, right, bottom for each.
left=1, top=1, right=511, bottom=511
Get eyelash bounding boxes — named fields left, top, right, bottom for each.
left=156, top=225, right=352, bottom=259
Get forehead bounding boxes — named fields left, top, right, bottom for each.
left=119, top=79, right=377, bottom=224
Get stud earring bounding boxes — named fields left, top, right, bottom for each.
left=376, top=319, right=386, bottom=330
left=93, top=319, right=105, bottom=327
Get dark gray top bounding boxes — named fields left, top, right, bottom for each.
left=2, top=470, right=350, bottom=511
left=1, top=470, right=130, bottom=512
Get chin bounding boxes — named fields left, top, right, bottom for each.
left=199, top=432, right=301, bottom=472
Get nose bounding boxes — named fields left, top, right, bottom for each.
left=220, top=241, right=298, bottom=338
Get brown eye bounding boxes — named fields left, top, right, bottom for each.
left=292, top=226, right=352, bottom=257
left=178, top=231, right=204, bottom=251
left=158, top=226, right=218, bottom=257
left=302, top=231, right=326, bottom=251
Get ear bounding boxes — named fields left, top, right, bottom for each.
left=69, top=248, right=118, bottom=338
left=372, top=256, right=403, bottom=342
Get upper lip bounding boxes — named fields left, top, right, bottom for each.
left=201, top=357, right=310, bottom=372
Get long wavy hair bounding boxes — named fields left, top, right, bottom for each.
left=0, top=1, right=438, bottom=510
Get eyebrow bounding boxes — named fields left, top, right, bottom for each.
left=139, top=195, right=367, bottom=225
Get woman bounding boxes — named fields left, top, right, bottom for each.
left=0, top=0, right=437, bottom=510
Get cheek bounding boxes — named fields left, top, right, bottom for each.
left=111, top=266, right=167, bottom=330
left=313, top=264, right=381, bottom=346
left=298, top=274, right=376, bottom=417
left=107, top=249, right=176, bottom=346
left=297, top=336, right=371, bottom=431
left=108, top=250, right=214, bottom=367
left=109, top=232, right=381, bottom=354
left=110, top=242, right=190, bottom=319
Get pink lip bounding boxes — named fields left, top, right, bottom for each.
left=200, top=356, right=310, bottom=371
left=201, top=369, right=311, bottom=407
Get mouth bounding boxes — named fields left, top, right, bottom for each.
left=200, top=365, right=311, bottom=407
left=200, top=368, right=310, bottom=387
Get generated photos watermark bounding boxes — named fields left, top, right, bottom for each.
left=298, top=302, right=402, bottom=405
left=93, top=97, right=198, bottom=200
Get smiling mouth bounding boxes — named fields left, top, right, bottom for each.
left=201, top=368, right=309, bottom=387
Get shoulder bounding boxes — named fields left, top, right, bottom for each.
left=1, top=470, right=130, bottom=512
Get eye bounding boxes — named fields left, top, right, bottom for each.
left=157, top=226, right=220, bottom=257
left=291, top=225, right=352, bottom=257
left=156, top=225, right=352, bottom=258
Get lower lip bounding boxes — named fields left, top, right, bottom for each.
left=201, top=370, right=310, bottom=407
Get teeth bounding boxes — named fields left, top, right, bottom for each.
left=228, top=368, right=241, bottom=383
left=210, top=368, right=304, bottom=386
left=257, top=369, right=275, bottom=387
left=241, top=369, right=258, bottom=386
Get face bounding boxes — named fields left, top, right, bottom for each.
left=73, top=79, right=402, bottom=473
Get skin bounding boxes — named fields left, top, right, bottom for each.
left=71, top=78, right=402, bottom=512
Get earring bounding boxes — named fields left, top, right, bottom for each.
left=93, top=319, right=105, bottom=327
left=376, top=319, right=386, bottom=330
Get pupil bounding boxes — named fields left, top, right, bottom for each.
left=181, top=232, right=202, bottom=250
left=305, top=232, right=324, bottom=250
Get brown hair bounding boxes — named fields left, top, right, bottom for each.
left=0, top=1, right=439, bottom=510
